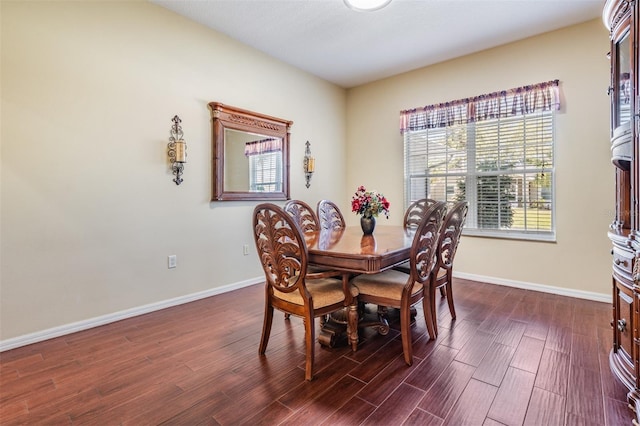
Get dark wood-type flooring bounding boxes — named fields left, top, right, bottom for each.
left=0, top=278, right=633, bottom=425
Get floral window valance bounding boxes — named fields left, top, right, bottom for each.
left=244, top=138, right=282, bottom=156
left=399, top=79, right=560, bottom=134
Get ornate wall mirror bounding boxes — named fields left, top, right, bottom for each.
left=209, top=102, right=292, bottom=201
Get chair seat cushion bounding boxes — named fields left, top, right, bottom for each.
left=351, top=269, right=422, bottom=301
left=274, top=278, right=358, bottom=308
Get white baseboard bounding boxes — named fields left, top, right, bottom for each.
left=453, top=272, right=611, bottom=303
left=1, top=273, right=611, bottom=352
left=0, top=277, right=264, bottom=353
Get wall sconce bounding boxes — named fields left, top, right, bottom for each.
left=167, top=115, right=186, bottom=185
left=303, top=140, right=315, bottom=188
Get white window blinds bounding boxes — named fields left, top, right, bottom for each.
left=402, top=80, right=558, bottom=240
left=249, top=152, right=282, bottom=192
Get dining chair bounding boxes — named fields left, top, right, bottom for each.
left=284, top=199, right=320, bottom=234
left=317, top=200, right=346, bottom=230
left=309, top=199, right=360, bottom=335
left=253, top=203, right=359, bottom=381
left=351, top=201, right=447, bottom=365
left=394, top=198, right=441, bottom=274
left=429, top=201, right=468, bottom=337
left=283, top=199, right=330, bottom=319
left=403, top=198, right=440, bottom=229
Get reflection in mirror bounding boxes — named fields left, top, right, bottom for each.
left=611, top=31, right=632, bottom=170
left=318, top=228, right=345, bottom=250
left=617, top=32, right=631, bottom=128
left=209, top=102, right=292, bottom=201
left=224, top=129, right=283, bottom=192
left=359, top=235, right=377, bottom=254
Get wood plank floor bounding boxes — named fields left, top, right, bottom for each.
left=0, top=278, right=633, bottom=425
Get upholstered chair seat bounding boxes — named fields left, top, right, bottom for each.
left=351, top=269, right=424, bottom=302
left=273, top=277, right=359, bottom=306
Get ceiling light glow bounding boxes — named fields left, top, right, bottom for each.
left=344, top=0, right=392, bottom=12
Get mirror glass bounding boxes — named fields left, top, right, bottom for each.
left=224, top=129, right=283, bottom=192
left=209, top=102, right=292, bottom=201
left=616, top=31, right=631, bottom=129
left=611, top=30, right=633, bottom=170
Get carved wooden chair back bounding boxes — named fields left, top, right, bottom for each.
left=436, top=201, right=468, bottom=271
left=429, top=201, right=468, bottom=337
left=284, top=200, right=319, bottom=234
left=317, top=200, right=346, bottom=231
left=253, top=203, right=309, bottom=296
left=403, top=198, right=439, bottom=229
left=252, top=203, right=357, bottom=380
left=407, top=202, right=448, bottom=286
left=393, top=198, right=441, bottom=274
left=283, top=199, right=325, bottom=293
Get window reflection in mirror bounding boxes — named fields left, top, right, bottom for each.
left=248, top=149, right=282, bottom=192
left=224, top=129, right=283, bottom=192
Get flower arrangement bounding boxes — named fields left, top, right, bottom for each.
left=351, top=185, right=390, bottom=219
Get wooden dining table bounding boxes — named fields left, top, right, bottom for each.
left=304, top=225, right=416, bottom=349
left=305, top=225, right=415, bottom=274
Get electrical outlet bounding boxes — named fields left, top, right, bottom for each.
left=243, top=244, right=249, bottom=256
left=168, top=255, right=177, bottom=269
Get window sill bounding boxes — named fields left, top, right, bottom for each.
left=462, top=229, right=556, bottom=243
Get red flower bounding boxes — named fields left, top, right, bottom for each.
left=350, top=185, right=390, bottom=219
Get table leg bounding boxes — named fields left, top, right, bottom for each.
left=347, top=302, right=359, bottom=351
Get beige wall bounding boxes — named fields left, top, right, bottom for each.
left=1, top=1, right=347, bottom=341
left=346, top=19, right=613, bottom=296
left=1, top=1, right=612, bottom=345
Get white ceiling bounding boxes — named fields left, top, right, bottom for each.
left=151, top=0, right=604, bottom=88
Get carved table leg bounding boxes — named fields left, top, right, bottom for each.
left=317, top=327, right=337, bottom=347
left=356, top=304, right=390, bottom=336
left=347, top=302, right=359, bottom=351
left=318, top=308, right=348, bottom=348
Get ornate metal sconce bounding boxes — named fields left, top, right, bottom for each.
left=303, top=140, right=315, bottom=188
left=167, top=115, right=186, bottom=185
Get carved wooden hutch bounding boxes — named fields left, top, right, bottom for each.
left=605, top=0, right=640, bottom=421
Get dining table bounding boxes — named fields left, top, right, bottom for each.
left=305, top=225, right=415, bottom=274
left=304, top=225, right=416, bottom=349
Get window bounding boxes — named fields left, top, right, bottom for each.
left=401, top=80, right=559, bottom=241
left=249, top=151, right=282, bottom=192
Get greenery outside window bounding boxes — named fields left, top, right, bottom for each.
left=401, top=80, right=559, bottom=241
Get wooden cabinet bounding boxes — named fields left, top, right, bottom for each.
left=605, top=0, right=640, bottom=422
left=611, top=233, right=636, bottom=383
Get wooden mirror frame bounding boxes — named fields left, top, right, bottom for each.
left=209, top=102, right=292, bottom=201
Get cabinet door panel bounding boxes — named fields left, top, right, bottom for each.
left=614, top=279, right=634, bottom=371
